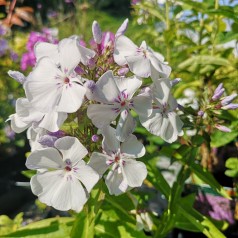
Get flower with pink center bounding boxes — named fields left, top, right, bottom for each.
left=89, top=126, right=147, bottom=195
left=26, top=136, right=99, bottom=212
left=114, top=35, right=171, bottom=79
left=87, top=70, right=152, bottom=141
left=140, top=78, right=184, bottom=143
left=24, top=38, right=88, bottom=113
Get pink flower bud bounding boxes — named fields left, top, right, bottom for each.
left=221, top=93, right=237, bottom=106
left=215, top=124, right=231, bottom=133
left=170, top=78, right=181, bottom=87
left=115, top=18, right=129, bottom=38
left=118, top=67, right=129, bottom=76
left=197, top=110, right=204, bottom=117
left=221, top=103, right=238, bottom=110
left=91, top=134, right=99, bottom=142
left=92, top=21, right=102, bottom=44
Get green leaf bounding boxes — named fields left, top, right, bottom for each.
left=216, top=32, right=238, bottom=44
left=190, top=162, right=230, bottom=198
left=21, top=170, right=36, bottom=179
left=2, top=217, right=74, bottom=238
left=178, top=56, right=230, bottom=69
left=211, top=130, right=238, bottom=147
left=225, top=157, right=238, bottom=178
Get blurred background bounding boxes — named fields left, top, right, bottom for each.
left=0, top=0, right=237, bottom=237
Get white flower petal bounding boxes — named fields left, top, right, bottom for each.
left=132, top=94, right=152, bottom=117
left=121, top=134, right=145, bottom=158
left=122, top=159, right=147, bottom=187
left=30, top=170, right=63, bottom=198
left=73, top=163, right=99, bottom=192
left=58, top=38, right=81, bottom=74
left=153, top=79, right=171, bottom=104
left=26, top=148, right=64, bottom=170
left=24, top=57, right=63, bottom=113
left=126, top=55, right=151, bottom=78
left=116, top=110, right=136, bottom=142
left=149, top=54, right=171, bottom=78
left=100, top=126, right=120, bottom=155
left=114, top=75, right=142, bottom=100
left=105, top=170, right=128, bottom=195
left=159, top=116, right=176, bottom=143
left=10, top=114, right=29, bottom=133
left=95, top=71, right=120, bottom=103
left=51, top=175, right=88, bottom=212
left=34, top=42, right=59, bottom=64
left=56, top=83, right=86, bottom=113
left=38, top=111, right=67, bottom=132
left=55, top=136, right=88, bottom=164
left=77, top=44, right=96, bottom=65
left=168, top=112, right=184, bottom=138
left=113, top=35, right=138, bottom=66
left=87, top=104, right=119, bottom=128
left=88, top=152, right=111, bottom=176
left=15, top=98, right=44, bottom=123
left=140, top=110, right=163, bottom=136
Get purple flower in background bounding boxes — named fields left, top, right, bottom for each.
left=10, top=51, right=18, bottom=62
left=4, top=125, right=15, bottom=140
left=0, top=25, right=7, bottom=36
left=0, top=39, right=8, bottom=57
left=194, top=192, right=235, bottom=224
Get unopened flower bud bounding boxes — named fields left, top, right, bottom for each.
left=8, top=70, right=26, bottom=84
left=170, top=78, right=181, bottom=87
left=214, top=83, right=223, bottom=95
left=221, top=103, right=238, bottom=110
left=38, top=135, right=58, bottom=147
left=74, top=66, right=85, bottom=75
left=118, top=67, right=129, bottom=76
left=215, top=124, right=231, bottom=133
left=115, top=18, right=129, bottom=38
left=103, top=32, right=112, bottom=48
left=92, top=21, right=102, bottom=44
left=212, top=88, right=225, bottom=101
left=221, top=93, right=237, bottom=106
left=88, top=58, right=96, bottom=69
left=91, top=134, right=99, bottom=142
left=197, top=110, right=204, bottom=117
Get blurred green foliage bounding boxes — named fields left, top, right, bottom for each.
left=1, top=0, right=238, bottom=237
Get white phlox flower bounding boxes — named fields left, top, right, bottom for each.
left=26, top=136, right=99, bottom=212
left=89, top=126, right=147, bottom=196
left=87, top=70, right=152, bottom=141
left=113, top=35, right=171, bottom=78
left=8, top=98, right=67, bottom=133
left=25, top=38, right=90, bottom=113
left=34, top=36, right=95, bottom=66
left=140, top=79, right=184, bottom=143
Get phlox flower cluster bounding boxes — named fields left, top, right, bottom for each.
left=198, top=83, right=238, bottom=133
left=8, top=19, right=184, bottom=212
